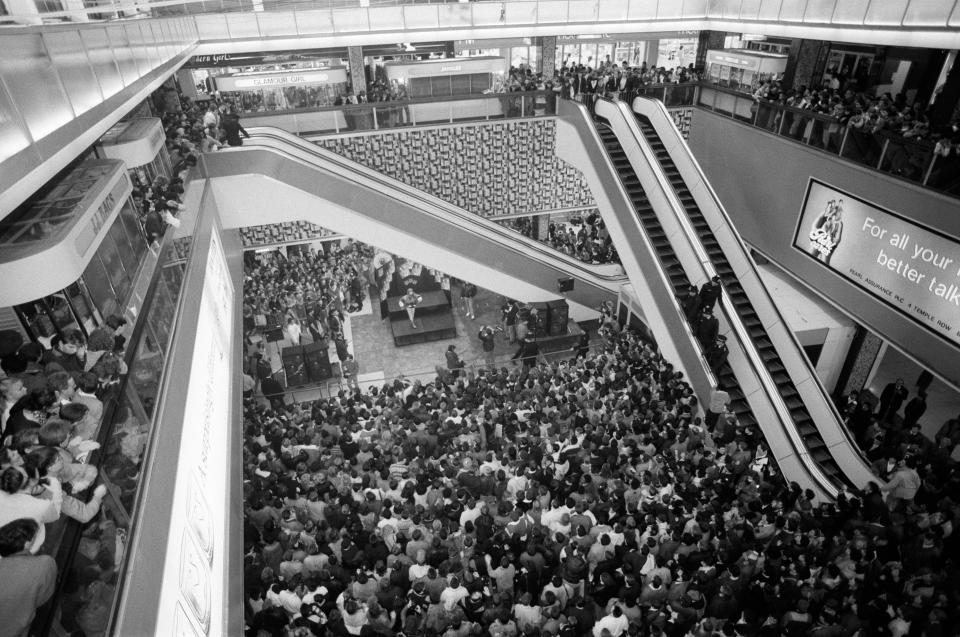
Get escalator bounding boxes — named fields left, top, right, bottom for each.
left=200, top=126, right=624, bottom=312
left=593, top=121, right=758, bottom=442
left=632, top=112, right=844, bottom=485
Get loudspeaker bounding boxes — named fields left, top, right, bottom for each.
left=264, top=327, right=284, bottom=343
left=917, top=370, right=933, bottom=391
left=282, top=346, right=306, bottom=387
left=304, top=342, right=332, bottom=382
left=546, top=299, right=569, bottom=336
left=557, top=277, right=575, bottom=293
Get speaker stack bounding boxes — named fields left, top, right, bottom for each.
left=282, top=346, right=307, bottom=387
left=303, top=342, right=333, bottom=382
left=546, top=299, right=569, bottom=336
left=530, top=302, right=550, bottom=338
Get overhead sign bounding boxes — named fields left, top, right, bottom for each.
left=214, top=68, right=348, bottom=91
left=793, top=179, right=960, bottom=348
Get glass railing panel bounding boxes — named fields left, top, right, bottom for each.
left=664, top=83, right=696, bottom=107
left=224, top=11, right=261, bottom=38
left=0, top=33, right=75, bottom=141
left=537, top=0, right=569, bottom=23
left=292, top=8, right=336, bottom=35
left=877, top=133, right=935, bottom=183
left=368, top=5, right=405, bottom=30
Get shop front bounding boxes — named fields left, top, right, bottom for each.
left=705, top=48, right=788, bottom=91
left=179, top=48, right=352, bottom=107
left=556, top=32, right=699, bottom=72
left=213, top=68, right=350, bottom=112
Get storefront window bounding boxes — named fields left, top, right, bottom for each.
left=64, top=282, right=99, bottom=334
left=14, top=293, right=81, bottom=345
left=82, top=254, right=119, bottom=319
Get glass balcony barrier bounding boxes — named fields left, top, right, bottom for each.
left=241, top=90, right=559, bottom=135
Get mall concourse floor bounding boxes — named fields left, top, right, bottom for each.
left=249, top=285, right=549, bottom=404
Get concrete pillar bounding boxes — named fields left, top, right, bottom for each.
left=837, top=328, right=884, bottom=398
left=695, top=30, right=726, bottom=71
left=4, top=0, right=41, bottom=23
left=783, top=39, right=828, bottom=91
left=538, top=36, right=557, bottom=77
left=930, top=51, right=960, bottom=128
left=347, top=46, right=367, bottom=99
left=644, top=40, right=660, bottom=68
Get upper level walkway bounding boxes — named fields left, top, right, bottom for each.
left=2, top=0, right=959, bottom=213
left=5, top=0, right=960, bottom=49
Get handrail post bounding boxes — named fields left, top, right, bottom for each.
left=372, top=106, right=378, bottom=130
left=877, top=137, right=890, bottom=170
left=838, top=125, right=850, bottom=157
left=521, top=95, right=526, bottom=118
left=924, top=152, right=938, bottom=186
left=752, top=100, right=759, bottom=126
left=777, top=107, right=787, bottom=136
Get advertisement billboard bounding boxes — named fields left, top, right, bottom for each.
left=793, top=179, right=960, bottom=348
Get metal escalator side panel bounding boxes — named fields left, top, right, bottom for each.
left=554, top=99, right=716, bottom=407
left=634, top=97, right=875, bottom=493
left=602, top=99, right=838, bottom=500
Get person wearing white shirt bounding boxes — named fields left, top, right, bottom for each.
left=439, top=576, right=468, bottom=610
left=459, top=499, right=483, bottom=529
left=592, top=605, right=629, bottom=637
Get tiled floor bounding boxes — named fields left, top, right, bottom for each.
left=254, top=285, right=535, bottom=401
left=349, top=286, right=521, bottom=383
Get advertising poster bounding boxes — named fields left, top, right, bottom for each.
left=793, top=179, right=960, bottom=348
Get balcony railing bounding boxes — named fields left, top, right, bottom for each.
left=241, top=90, right=559, bottom=135
left=695, top=84, right=960, bottom=196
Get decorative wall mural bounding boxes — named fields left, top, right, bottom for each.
left=318, top=120, right=596, bottom=217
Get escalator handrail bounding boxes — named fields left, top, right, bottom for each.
left=235, top=126, right=627, bottom=289
left=635, top=97, right=876, bottom=488
left=602, top=99, right=839, bottom=499
left=558, top=101, right=719, bottom=394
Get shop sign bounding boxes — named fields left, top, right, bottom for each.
left=233, top=73, right=330, bottom=88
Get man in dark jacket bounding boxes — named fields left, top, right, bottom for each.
left=511, top=335, right=540, bottom=373
left=877, top=378, right=909, bottom=422
left=698, top=275, right=723, bottom=311
left=221, top=109, right=250, bottom=146
left=695, top=308, right=720, bottom=345
left=705, top=335, right=729, bottom=371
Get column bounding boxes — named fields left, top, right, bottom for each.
left=783, top=39, right=828, bottom=90
left=538, top=36, right=557, bottom=77
left=695, top=31, right=726, bottom=71
left=644, top=39, right=660, bottom=68
left=5, top=0, right=42, bottom=23
left=346, top=46, right=367, bottom=98
left=836, top=328, right=884, bottom=399
left=930, top=51, right=960, bottom=128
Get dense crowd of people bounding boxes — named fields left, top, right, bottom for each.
left=239, top=308, right=959, bottom=637
left=242, top=244, right=375, bottom=400
left=0, top=325, right=129, bottom=635
left=748, top=78, right=960, bottom=185
left=0, top=87, right=203, bottom=636
left=497, top=214, right=621, bottom=266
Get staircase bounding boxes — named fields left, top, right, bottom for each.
left=634, top=114, right=845, bottom=487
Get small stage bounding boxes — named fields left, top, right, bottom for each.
left=534, top=321, right=583, bottom=355
left=388, top=290, right=457, bottom=346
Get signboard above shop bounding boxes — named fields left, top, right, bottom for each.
left=184, top=48, right=348, bottom=68
left=214, top=68, right=349, bottom=92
